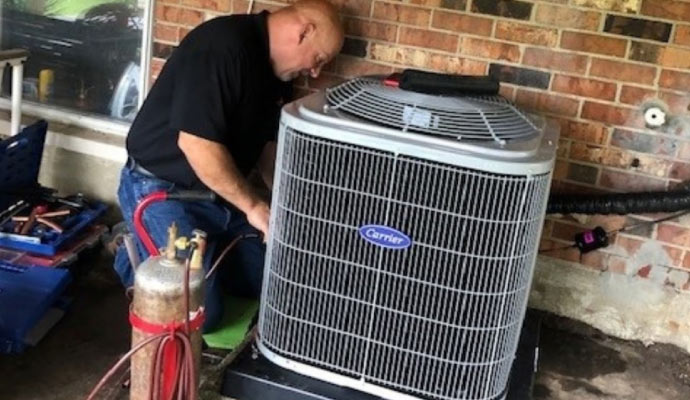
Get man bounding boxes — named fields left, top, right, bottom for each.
left=113, top=0, right=344, bottom=332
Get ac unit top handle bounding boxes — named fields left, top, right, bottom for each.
left=384, top=69, right=500, bottom=97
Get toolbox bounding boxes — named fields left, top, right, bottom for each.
left=0, top=262, right=72, bottom=353
left=0, top=120, right=108, bottom=353
left=0, top=120, right=107, bottom=256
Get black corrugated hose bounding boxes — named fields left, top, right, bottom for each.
left=547, top=186, right=690, bottom=215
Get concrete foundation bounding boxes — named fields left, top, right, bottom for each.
left=530, top=257, right=690, bottom=353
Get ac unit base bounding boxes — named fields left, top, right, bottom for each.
left=221, top=310, right=541, bottom=400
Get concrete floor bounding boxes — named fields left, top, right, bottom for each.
left=1, top=250, right=689, bottom=400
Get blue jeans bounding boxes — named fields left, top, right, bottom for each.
left=113, top=167, right=265, bottom=332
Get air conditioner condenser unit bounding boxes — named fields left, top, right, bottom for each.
left=257, top=77, right=559, bottom=400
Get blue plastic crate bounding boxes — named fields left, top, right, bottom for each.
left=0, top=263, right=71, bottom=353
left=0, top=201, right=107, bottom=256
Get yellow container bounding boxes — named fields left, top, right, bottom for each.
left=38, top=69, right=54, bottom=102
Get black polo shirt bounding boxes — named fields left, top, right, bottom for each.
left=126, top=11, right=291, bottom=189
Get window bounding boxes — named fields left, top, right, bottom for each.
left=1, top=0, right=147, bottom=122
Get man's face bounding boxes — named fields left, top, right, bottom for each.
left=275, top=34, right=336, bottom=82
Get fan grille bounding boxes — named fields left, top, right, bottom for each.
left=325, top=77, right=538, bottom=143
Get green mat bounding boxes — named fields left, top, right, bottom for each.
left=202, top=296, right=259, bottom=350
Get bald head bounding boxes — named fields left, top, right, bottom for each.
left=267, top=0, right=344, bottom=81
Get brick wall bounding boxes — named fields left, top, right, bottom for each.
left=152, top=0, right=690, bottom=291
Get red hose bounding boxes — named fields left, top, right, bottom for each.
left=133, top=191, right=168, bottom=256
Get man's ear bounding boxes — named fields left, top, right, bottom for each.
left=299, top=22, right=316, bottom=44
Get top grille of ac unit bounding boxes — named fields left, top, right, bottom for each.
left=325, top=77, right=538, bottom=143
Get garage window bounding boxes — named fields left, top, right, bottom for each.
left=1, top=0, right=146, bottom=122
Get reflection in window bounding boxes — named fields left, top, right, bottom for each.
left=1, top=0, right=143, bottom=121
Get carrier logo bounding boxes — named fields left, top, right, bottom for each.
left=359, top=225, right=412, bottom=249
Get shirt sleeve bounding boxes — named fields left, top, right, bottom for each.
left=169, top=50, right=243, bottom=142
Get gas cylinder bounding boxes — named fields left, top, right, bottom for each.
left=130, top=224, right=206, bottom=400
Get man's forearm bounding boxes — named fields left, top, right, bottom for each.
left=178, top=131, right=262, bottom=214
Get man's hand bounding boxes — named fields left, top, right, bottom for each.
left=246, top=200, right=270, bottom=241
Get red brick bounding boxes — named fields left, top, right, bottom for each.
left=659, top=70, right=690, bottom=92
left=663, top=245, right=684, bottom=267
left=307, top=73, right=345, bottom=90
left=399, top=27, right=458, bottom=52
left=676, top=25, right=690, bottom=47
left=553, top=160, right=568, bottom=180
left=155, top=24, right=179, bottom=43
left=619, top=86, right=656, bottom=106
left=589, top=59, right=657, bottom=86
left=150, top=58, right=167, bottom=83
left=657, top=224, right=690, bottom=247
left=559, top=119, right=609, bottom=144
left=582, top=250, right=608, bottom=270
left=616, top=235, right=644, bottom=255
left=588, top=215, right=628, bottom=231
left=344, top=18, right=397, bottom=41
left=641, top=0, right=690, bottom=23
left=179, top=27, right=192, bottom=41
left=231, top=0, right=248, bottom=13
left=561, top=31, right=628, bottom=57
left=608, top=255, right=628, bottom=274
left=551, top=221, right=586, bottom=241
left=432, top=11, right=493, bottom=36
left=581, top=101, right=641, bottom=128
left=684, top=252, right=690, bottom=270
left=459, top=37, right=521, bottom=63
left=552, top=75, right=617, bottom=101
left=570, top=142, right=632, bottom=169
left=658, top=91, right=690, bottom=115
left=515, top=89, right=580, bottom=117
left=157, top=4, right=180, bottom=23
left=495, top=21, right=558, bottom=47
left=539, top=239, right=581, bottom=263
left=252, top=2, right=282, bottom=13
left=369, top=43, right=486, bottom=74
left=599, top=170, right=667, bottom=192
left=332, top=0, right=373, bottom=17
left=535, top=3, right=601, bottom=31
left=680, top=142, right=690, bottom=159
left=572, top=0, right=638, bottom=13
left=427, top=54, right=487, bottom=75
left=498, top=84, right=515, bottom=100
left=612, top=127, right=680, bottom=158
left=180, top=8, right=204, bottom=26
left=372, top=2, right=430, bottom=26
left=556, top=181, right=610, bottom=195
left=336, top=56, right=393, bottom=76
left=180, top=0, right=231, bottom=12
left=659, top=46, right=690, bottom=69
left=670, top=162, right=690, bottom=181
left=523, top=48, right=588, bottom=74
left=557, top=139, right=570, bottom=158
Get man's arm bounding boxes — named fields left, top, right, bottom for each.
left=257, top=141, right=277, bottom=190
left=178, top=131, right=270, bottom=238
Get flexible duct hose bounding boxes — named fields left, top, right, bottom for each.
left=547, top=189, right=690, bottom=215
